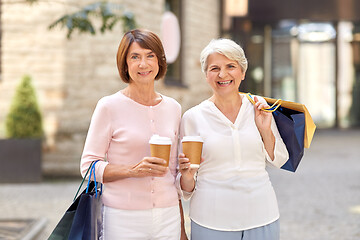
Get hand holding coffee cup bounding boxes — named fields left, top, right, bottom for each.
left=131, top=157, right=167, bottom=177
left=181, top=136, right=203, bottom=169
left=149, top=135, right=172, bottom=167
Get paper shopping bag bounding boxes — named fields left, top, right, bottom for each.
left=48, top=161, right=103, bottom=240
left=245, top=93, right=316, bottom=172
left=263, top=97, right=316, bottom=148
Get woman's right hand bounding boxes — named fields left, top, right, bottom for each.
left=178, top=153, right=201, bottom=193
left=130, top=157, right=168, bottom=178
left=178, top=153, right=198, bottom=180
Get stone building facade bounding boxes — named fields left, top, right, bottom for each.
left=0, top=0, right=220, bottom=176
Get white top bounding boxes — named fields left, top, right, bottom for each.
left=177, top=94, right=289, bottom=231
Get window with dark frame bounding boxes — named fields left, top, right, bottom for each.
left=164, top=0, right=184, bottom=87
left=0, top=0, right=2, bottom=82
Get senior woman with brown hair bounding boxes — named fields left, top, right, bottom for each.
left=177, top=38, right=289, bottom=240
left=80, top=29, right=187, bottom=240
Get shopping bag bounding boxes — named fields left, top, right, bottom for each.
left=245, top=93, right=316, bottom=172
left=48, top=160, right=103, bottom=240
left=262, top=96, right=316, bottom=149
left=272, top=106, right=305, bottom=171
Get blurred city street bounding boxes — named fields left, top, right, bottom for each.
left=0, top=129, right=359, bottom=240
left=268, top=129, right=360, bottom=240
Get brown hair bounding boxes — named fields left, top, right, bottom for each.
left=116, top=29, right=167, bottom=83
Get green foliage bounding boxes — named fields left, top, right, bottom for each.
left=48, top=2, right=137, bottom=39
left=5, top=75, right=43, bottom=139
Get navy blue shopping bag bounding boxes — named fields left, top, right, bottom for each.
left=48, top=160, right=103, bottom=240
left=273, top=107, right=305, bottom=172
left=245, top=92, right=309, bottom=172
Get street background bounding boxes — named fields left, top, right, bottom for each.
left=0, top=129, right=359, bottom=240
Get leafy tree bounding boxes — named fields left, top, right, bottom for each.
left=4, top=0, right=137, bottom=39
left=48, top=1, right=136, bottom=39
left=5, top=75, right=43, bottom=138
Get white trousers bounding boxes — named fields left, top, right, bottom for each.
left=101, top=205, right=181, bottom=240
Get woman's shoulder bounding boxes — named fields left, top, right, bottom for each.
left=94, top=91, right=131, bottom=113
left=97, top=91, right=123, bottom=105
left=254, top=94, right=267, bottom=103
left=90, top=92, right=123, bottom=117
left=161, top=94, right=181, bottom=109
left=183, top=100, right=210, bottom=118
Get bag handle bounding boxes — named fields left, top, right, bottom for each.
left=86, top=160, right=102, bottom=198
left=73, top=160, right=100, bottom=201
left=245, top=93, right=282, bottom=112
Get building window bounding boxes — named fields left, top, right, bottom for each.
left=164, top=0, right=183, bottom=86
left=0, top=0, right=2, bottom=81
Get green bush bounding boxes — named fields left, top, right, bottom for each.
left=5, top=75, right=43, bottom=138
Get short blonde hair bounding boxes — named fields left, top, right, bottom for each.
left=200, top=38, right=248, bottom=73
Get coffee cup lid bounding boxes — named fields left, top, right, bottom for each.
left=181, top=136, right=203, bottom=142
left=149, top=135, right=172, bottom=145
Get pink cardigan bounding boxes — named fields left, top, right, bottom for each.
left=81, top=91, right=181, bottom=210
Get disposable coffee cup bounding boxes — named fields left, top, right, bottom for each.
left=149, top=135, right=172, bottom=167
left=181, top=136, right=203, bottom=169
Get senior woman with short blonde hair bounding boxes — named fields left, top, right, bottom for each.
left=177, top=38, right=289, bottom=240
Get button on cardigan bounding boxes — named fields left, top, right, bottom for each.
left=81, top=91, right=181, bottom=210
left=177, top=94, right=289, bottom=231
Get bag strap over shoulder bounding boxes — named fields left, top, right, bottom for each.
left=243, top=92, right=316, bottom=148
left=245, top=93, right=282, bottom=112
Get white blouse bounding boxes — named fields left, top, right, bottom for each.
left=177, top=94, right=289, bottom=231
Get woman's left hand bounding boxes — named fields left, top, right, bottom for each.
left=253, top=96, right=272, bottom=133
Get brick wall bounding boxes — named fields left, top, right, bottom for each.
left=0, top=0, right=219, bottom=176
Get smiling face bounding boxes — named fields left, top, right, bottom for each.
left=126, top=42, right=159, bottom=84
left=206, top=52, right=245, bottom=96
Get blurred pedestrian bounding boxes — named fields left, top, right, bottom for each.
left=177, top=38, right=289, bottom=240
left=81, top=29, right=187, bottom=240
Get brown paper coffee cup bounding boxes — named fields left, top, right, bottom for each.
left=149, top=135, right=172, bottom=167
left=182, top=136, right=203, bottom=169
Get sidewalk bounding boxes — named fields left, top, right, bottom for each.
left=0, top=179, right=80, bottom=240
left=0, top=129, right=359, bottom=240
left=268, top=129, right=360, bottom=240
